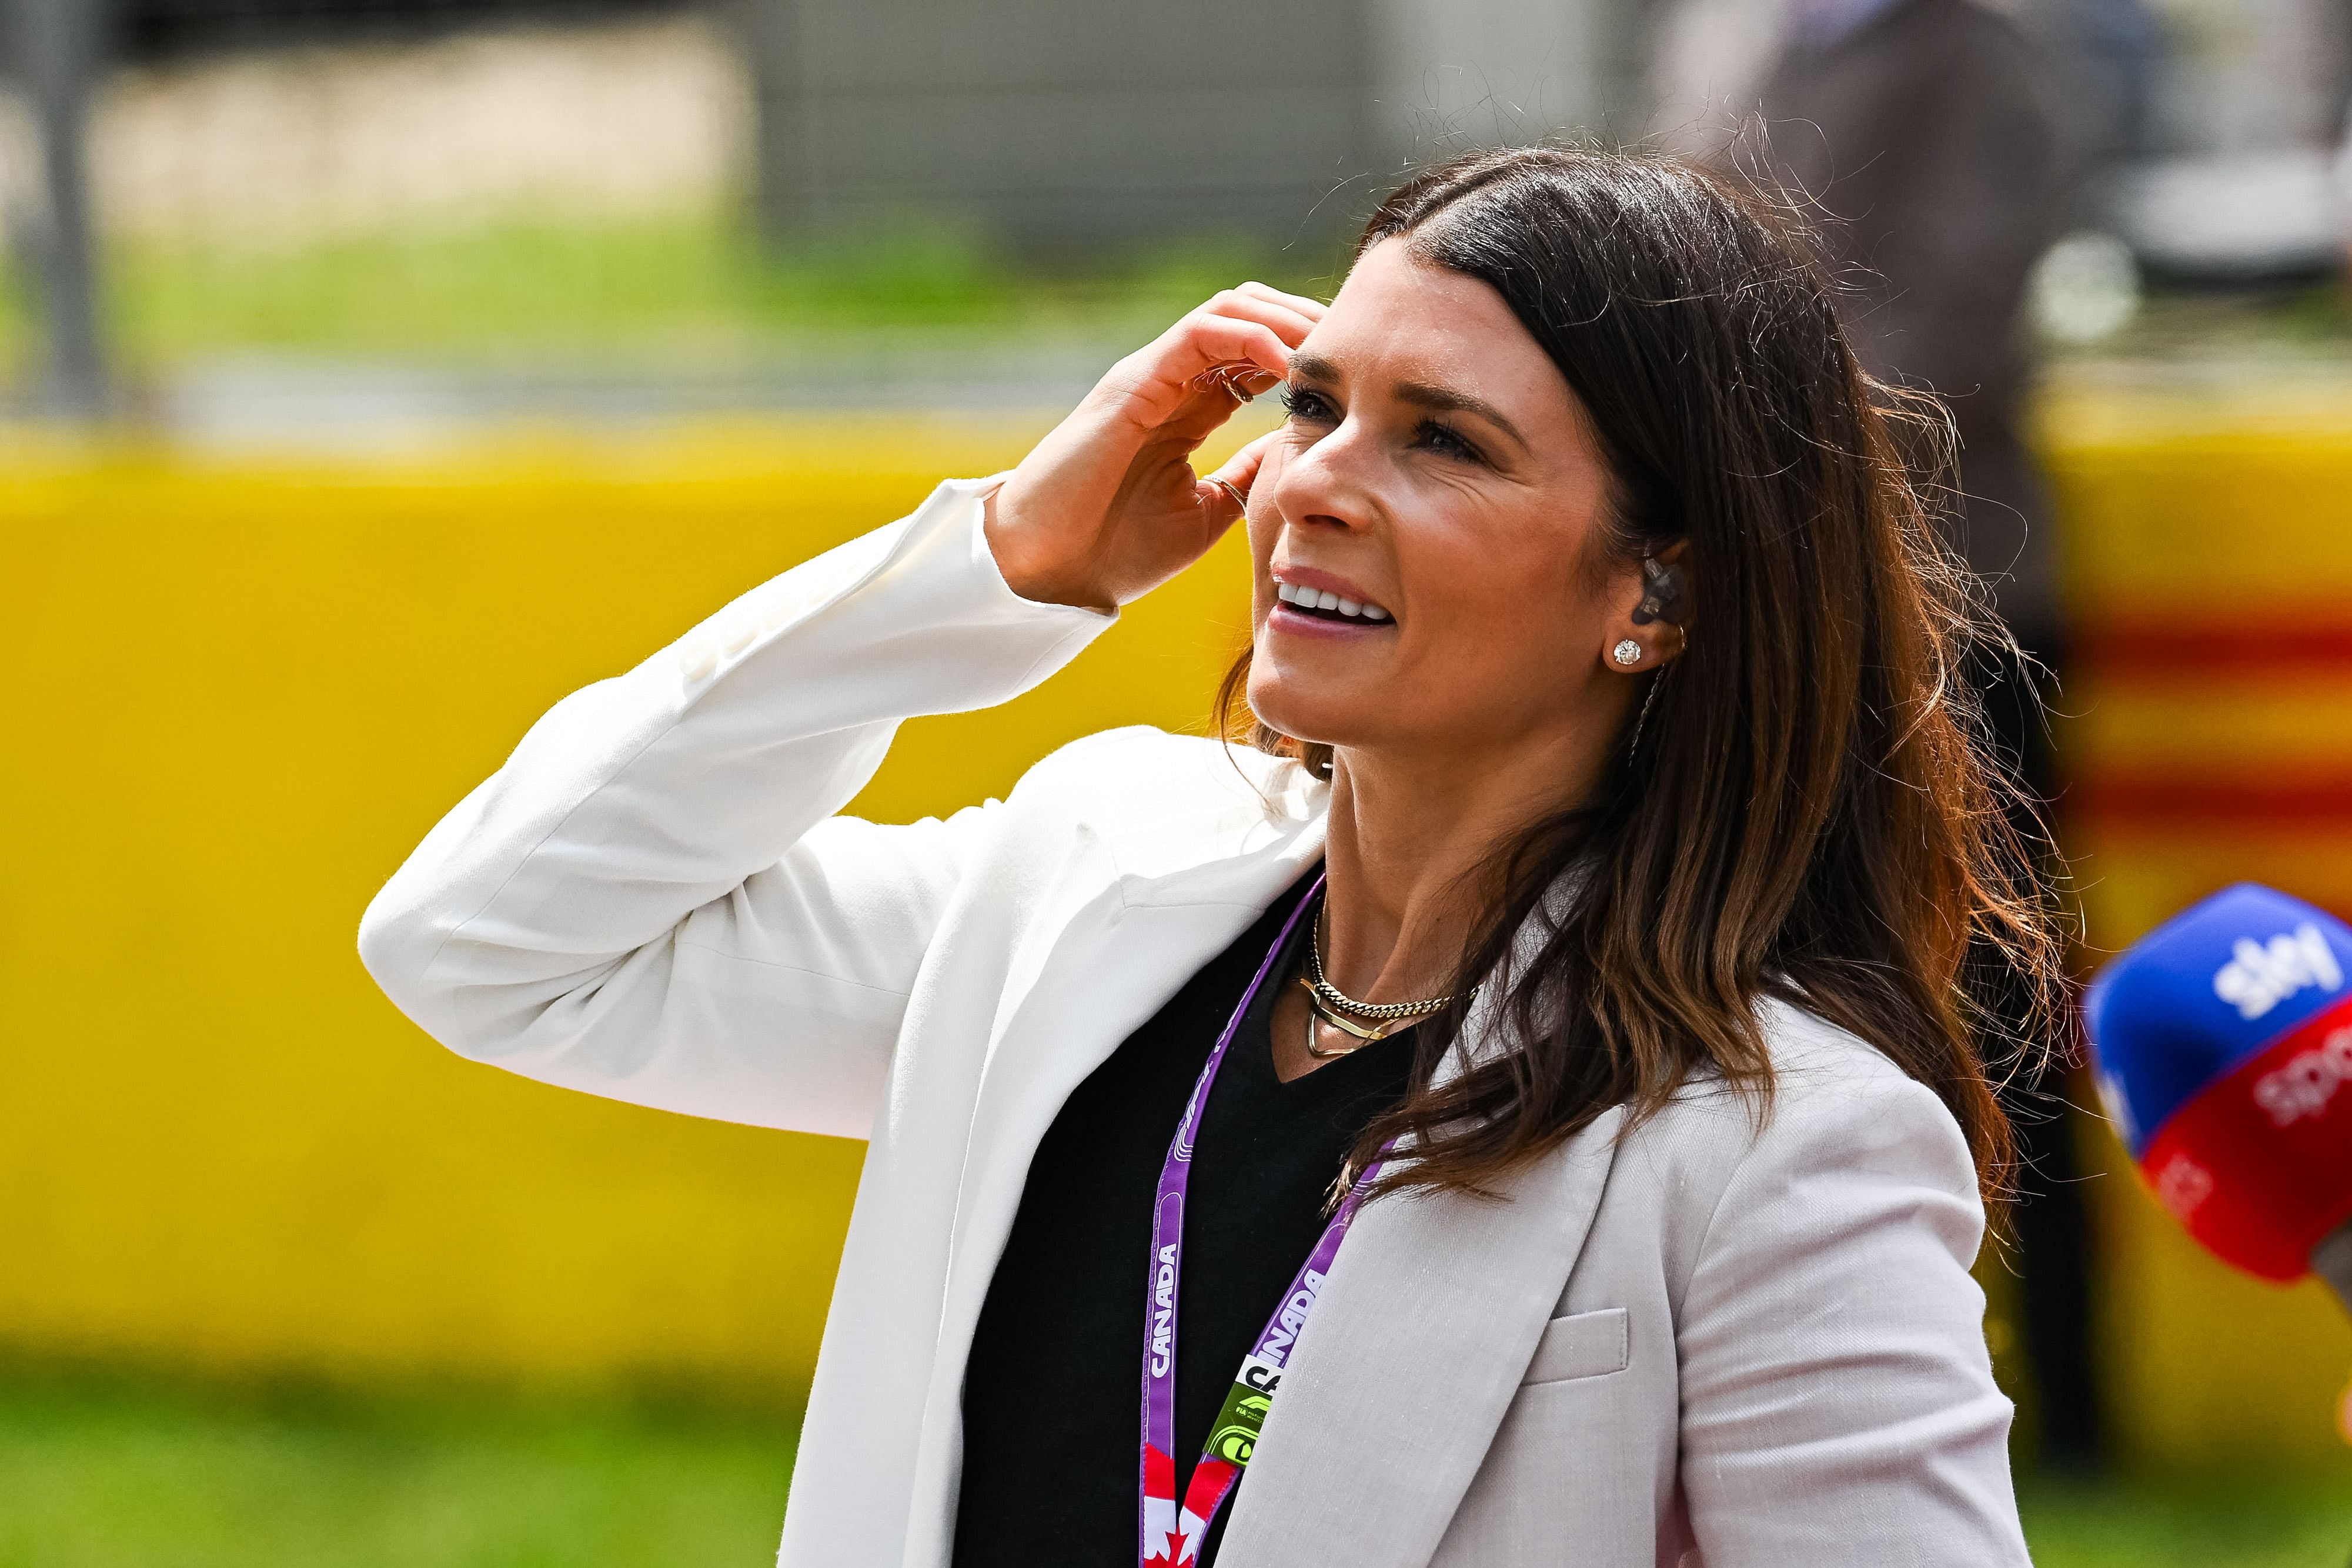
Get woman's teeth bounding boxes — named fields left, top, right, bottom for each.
left=1274, top=579, right=1391, bottom=622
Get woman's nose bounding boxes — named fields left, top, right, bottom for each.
left=1268, top=427, right=1379, bottom=534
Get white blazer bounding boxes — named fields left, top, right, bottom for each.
left=360, top=477, right=2032, bottom=1568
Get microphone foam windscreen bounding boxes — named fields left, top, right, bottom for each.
left=2087, top=883, right=2352, bottom=1280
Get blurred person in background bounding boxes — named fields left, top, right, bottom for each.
left=2340, top=109, right=2352, bottom=273
left=1650, top=0, right=2090, bottom=674
left=1674, top=0, right=2101, bottom=1473
left=361, top=148, right=2066, bottom=1567
left=1742, top=0, right=2071, bottom=747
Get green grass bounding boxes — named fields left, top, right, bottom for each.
left=6, top=1369, right=2352, bottom=1567
left=2020, top=1475, right=2352, bottom=1567
left=5, top=204, right=2342, bottom=394
left=0, top=1369, right=797, bottom=1568
left=0, top=210, right=1338, bottom=382
left=2053, top=279, right=2352, bottom=367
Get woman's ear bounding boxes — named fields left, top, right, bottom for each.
left=1599, top=540, right=1692, bottom=673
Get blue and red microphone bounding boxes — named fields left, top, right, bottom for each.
left=2085, top=882, right=2352, bottom=1308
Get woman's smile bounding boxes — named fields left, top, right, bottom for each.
left=1269, top=565, right=1394, bottom=634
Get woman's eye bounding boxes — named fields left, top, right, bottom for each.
left=1279, top=386, right=1335, bottom=423
left=1418, top=421, right=1484, bottom=464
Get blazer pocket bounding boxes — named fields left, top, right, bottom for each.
left=1521, top=1306, right=1629, bottom=1385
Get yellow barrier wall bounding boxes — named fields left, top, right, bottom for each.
left=2043, top=387, right=2352, bottom=1475
left=0, top=417, right=1262, bottom=1399
left=5, top=400, right=2351, bottom=1476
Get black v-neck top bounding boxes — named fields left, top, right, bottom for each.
left=952, top=871, right=1416, bottom=1567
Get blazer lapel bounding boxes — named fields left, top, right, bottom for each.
left=1215, top=1103, right=1629, bottom=1568
left=946, top=844, right=1325, bottom=1286
left=897, top=794, right=1329, bottom=1566
left=943, top=758, right=1331, bottom=1269
left=947, top=757, right=1331, bottom=1303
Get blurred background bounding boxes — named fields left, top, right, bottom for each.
left=3, top=1, right=2351, bottom=1564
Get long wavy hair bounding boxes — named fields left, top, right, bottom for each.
left=1218, top=146, right=2065, bottom=1207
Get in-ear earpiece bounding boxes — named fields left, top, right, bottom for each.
left=1632, top=557, right=1685, bottom=627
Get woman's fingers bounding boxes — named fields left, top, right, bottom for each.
left=1220, top=284, right=1323, bottom=329
left=1160, top=305, right=1302, bottom=407
left=1198, top=433, right=1279, bottom=525
left=1112, top=283, right=1324, bottom=426
left=1182, top=287, right=1321, bottom=402
left=1161, top=288, right=1317, bottom=381
left=1218, top=366, right=1285, bottom=399
left=1196, top=472, right=1250, bottom=530
left=1202, top=288, right=1320, bottom=352
left=1233, top=280, right=1329, bottom=323
left=1179, top=312, right=1296, bottom=379
left=1185, top=362, right=1282, bottom=406
left=1114, top=315, right=1288, bottom=430
left=1216, top=432, right=1278, bottom=497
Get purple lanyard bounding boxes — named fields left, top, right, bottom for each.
left=1139, top=874, right=1389, bottom=1568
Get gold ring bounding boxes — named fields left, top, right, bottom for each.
left=1208, top=476, right=1249, bottom=513
left=1194, top=366, right=1257, bottom=403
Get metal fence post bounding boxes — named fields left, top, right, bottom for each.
left=739, top=0, right=809, bottom=243
left=10, top=0, right=109, bottom=419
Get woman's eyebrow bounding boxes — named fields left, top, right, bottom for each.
left=1287, top=350, right=1341, bottom=384
left=1393, top=379, right=1527, bottom=449
left=1283, top=353, right=1529, bottom=453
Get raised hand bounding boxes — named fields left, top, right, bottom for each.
left=984, top=283, right=1325, bottom=612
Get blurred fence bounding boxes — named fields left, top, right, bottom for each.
left=2, top=399, right=2351, bottom=1476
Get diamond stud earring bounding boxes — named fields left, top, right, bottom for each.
left=1612, top=639, right=1643, bottom=666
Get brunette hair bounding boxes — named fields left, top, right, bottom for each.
left=1218, top=145, right=2064, bottom=1206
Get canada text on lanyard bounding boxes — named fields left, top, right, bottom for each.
left=1139, top=876, right=1389, bottom=1568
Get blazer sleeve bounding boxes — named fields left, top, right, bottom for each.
left=1674, top=1061, right=2030, bottom=1567
left=356, top=477, right=1114, bottom=1138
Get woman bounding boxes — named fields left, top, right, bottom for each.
left=360, top=146, right=2058, bottom=1567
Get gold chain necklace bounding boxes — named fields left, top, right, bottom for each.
left=1297, top=982, right=1407, bottom=1058
left=1307, top=900, right=1470, bottom=1018
left=1297, top=898, right=1475, bottom=1059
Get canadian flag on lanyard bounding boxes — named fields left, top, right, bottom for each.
left=1145, top=1448, right=1242, bottom=1567
left=1142, top=1443, right=1182, bottom=1566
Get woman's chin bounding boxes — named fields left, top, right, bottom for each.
left=1245, top=676, right=1381, bottom=753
